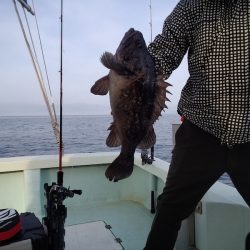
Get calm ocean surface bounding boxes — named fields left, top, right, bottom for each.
left=0, top=114, right=232, bottom=185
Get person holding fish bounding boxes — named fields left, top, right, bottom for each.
left=143, top=0, right=250, bottom=249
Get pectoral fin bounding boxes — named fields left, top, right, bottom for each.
left=90, top=75, right=110, bottom=95
left=101, top=52, right=133, bottom=76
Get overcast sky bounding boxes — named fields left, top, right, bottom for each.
left=0, top=0, right=189, bottom=116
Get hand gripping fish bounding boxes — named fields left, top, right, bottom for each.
left=91, top=28, right=171, bottom=182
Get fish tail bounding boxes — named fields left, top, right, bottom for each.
left=105, top=153, right=134, bottom=182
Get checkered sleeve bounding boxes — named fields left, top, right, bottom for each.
left=148, top=0, right=190, bottom=78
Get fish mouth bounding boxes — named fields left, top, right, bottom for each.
left=123, top=28, right=143, bottom=44
left=115, top=28, right=146, bottom=73
left=125, top=28, right=136, bottom=37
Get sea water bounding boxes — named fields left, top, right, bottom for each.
left=0, top=114, right=178, bottom=160
left=0, top=114, right=232, bottom=185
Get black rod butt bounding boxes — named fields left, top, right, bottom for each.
left=57, top=171, right=64, bottom=186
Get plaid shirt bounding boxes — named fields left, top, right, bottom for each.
left=148, top=0, right=250, bottom=146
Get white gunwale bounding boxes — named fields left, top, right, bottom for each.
left=0, top=152, right=169, bottom=182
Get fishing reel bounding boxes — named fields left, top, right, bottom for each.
left=44, top=183, right=82, bottom=203
left=43, top=182, right=82, bottom=250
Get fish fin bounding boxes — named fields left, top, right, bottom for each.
left=151, top=76, right=172, bottom=123
left=90, top=75, right=110, bottom=95
left=101, top=52, right=133, bottom=76
left=101, top=52, right=116, bottom=69
left=106, top=122, right=121, bottom=147
left=105, top=153, right=134, bottom=182
left=137, top=126, right=156, bottom=149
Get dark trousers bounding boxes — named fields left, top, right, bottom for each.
left=144, top=119, right=250, bottom=250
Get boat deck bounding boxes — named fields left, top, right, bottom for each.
left=65, top=221, right=123, bottom=250
left=65, top=200, right=154, bottom=250
left=1, top=153, right=249, bottom=250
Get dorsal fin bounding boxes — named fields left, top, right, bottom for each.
left=151, top=75, right=172, bottom=124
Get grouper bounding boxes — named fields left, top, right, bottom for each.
left=91, top=28, right=171, bottom=182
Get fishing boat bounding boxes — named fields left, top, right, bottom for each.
left=1, top=150, right=250, bottom=250
left=1, top=1, right=250, bottom=250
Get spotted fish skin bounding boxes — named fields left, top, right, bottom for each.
left=91, top=28, right=171, bottom=182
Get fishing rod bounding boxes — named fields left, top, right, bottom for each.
left=43, top=1, right=82, bottom=249
left=58, top=0, right=64, bottom=187
left=14, top=1, right=81, bottom=248
left=141, top=0, right=155, bottom=166
left=149, top=0, right=153, bottom=43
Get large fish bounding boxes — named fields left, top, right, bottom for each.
left=91, top=28, right=171, bottom=182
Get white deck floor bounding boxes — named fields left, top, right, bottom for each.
left=65, top=221, right=123, bottom=250
left=65, top=200, right=154, bottom=250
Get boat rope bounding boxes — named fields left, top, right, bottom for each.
left=31, top=0, right=57, bottom=109
left=22, top=9, right=41, bottom=74
left=12, top=0, right=60, bottom=146
left=22, top=6, right=57, bottom=117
